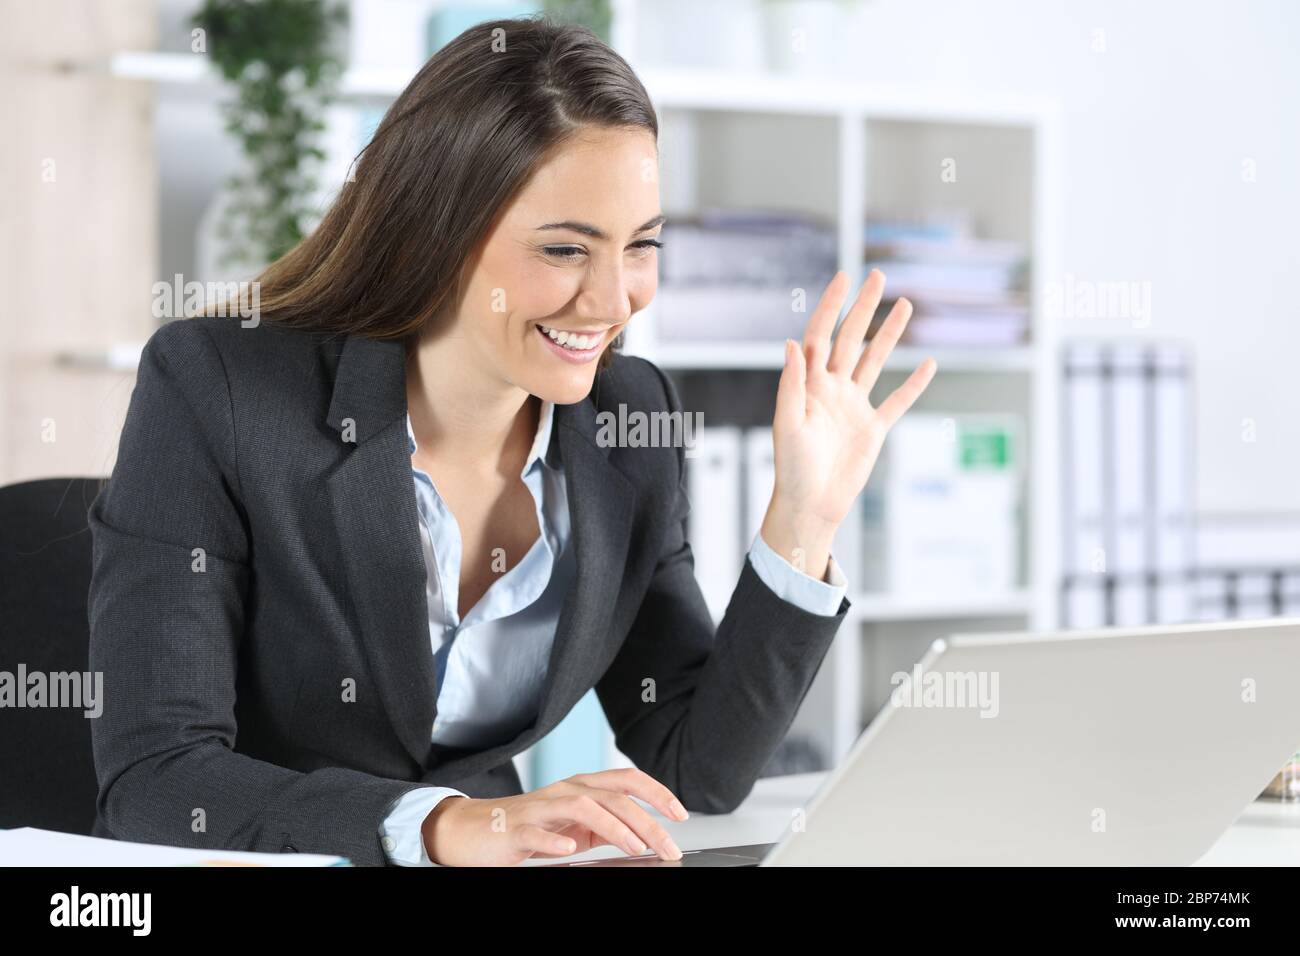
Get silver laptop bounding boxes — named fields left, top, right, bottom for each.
left=553, top=617, right=1300, bottom=866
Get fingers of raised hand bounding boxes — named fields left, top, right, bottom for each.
left=852, top=295, right=914, bottom=393
left=802, top=271, right=851, bottom=373
left=828, top=269, right=887, bottom=376
left=876, top=357, right=938, bottom=428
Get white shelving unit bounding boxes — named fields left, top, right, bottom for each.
left=107, top=46, right=1062, bottom=778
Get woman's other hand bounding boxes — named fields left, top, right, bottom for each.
left=421, top=768, right=690, bottom=866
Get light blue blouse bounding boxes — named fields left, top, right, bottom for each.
left=379, top=400, right=847, bottom=865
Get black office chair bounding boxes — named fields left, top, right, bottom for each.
left=0, top=477, right=104, bottom=834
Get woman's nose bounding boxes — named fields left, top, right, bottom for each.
left=577, top=264, right=634, bottom=325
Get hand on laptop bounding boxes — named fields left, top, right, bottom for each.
left=420, top=768, right=689, bottom=866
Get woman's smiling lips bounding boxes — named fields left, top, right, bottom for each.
left=535, top=323, right=608, bottom=364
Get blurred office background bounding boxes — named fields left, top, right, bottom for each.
left=2, top=0, right=1297, bottom=794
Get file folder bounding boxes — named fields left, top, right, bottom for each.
left=1061, top=342, right=1194, bottom=627
left=685, top=426, right=744, bottom=623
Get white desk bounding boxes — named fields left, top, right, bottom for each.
left=524, top=771, right=1300, bottom=866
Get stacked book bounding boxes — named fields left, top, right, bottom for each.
left=863, top=216, right=1030, bottom=347
left=654, top=208, right=839, bottom=342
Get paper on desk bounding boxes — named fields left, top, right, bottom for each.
left=0, top=828, right=350, bottom=866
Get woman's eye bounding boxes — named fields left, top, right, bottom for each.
left=542, top=239, right=663, bottom=262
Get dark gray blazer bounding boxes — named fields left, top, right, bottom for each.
left=87, top=316, right=850, bottom=865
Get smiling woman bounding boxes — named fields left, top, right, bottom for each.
left=89, top=14, right=934, bottom=870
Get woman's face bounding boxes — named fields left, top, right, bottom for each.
left=450, top=125, right=662, bottom=405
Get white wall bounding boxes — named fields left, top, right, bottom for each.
left=831, top=0, right=1299, bottom=520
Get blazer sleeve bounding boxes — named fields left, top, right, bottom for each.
left=87, top=320, right=428, bottom=866
left=594, top=360, right=852, bottom=814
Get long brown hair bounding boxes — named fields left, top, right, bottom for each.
left=248, top=15, right=658, bottom=372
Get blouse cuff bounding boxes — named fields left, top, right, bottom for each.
left=379, top=786, right=467, bottom=866
left=747, top=530, right=848, bottom=617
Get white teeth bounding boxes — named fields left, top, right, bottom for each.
left=539, top=324, right=599, bottom=351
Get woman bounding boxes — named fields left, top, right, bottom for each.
left=87, top=17, right=935, bottom=867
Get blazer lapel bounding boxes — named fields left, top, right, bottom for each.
left=324, top=335, right=438, bottom=769
left=537, top=400, right=636, bottom=725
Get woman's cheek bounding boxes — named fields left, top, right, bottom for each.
left=515, top=261, right=581, bottom=313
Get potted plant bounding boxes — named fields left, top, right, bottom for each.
left=192, top=0, right=349, bottom=278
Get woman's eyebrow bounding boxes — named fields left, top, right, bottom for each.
left=534, top=213, right=665, bottom=240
